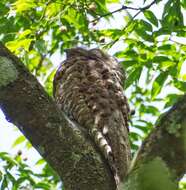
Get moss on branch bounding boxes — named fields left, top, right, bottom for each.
left=0, top=56, right=18, bottom=87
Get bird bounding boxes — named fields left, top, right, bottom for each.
left=53, top=47, right=131, bottom=185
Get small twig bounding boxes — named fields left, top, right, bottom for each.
left=38, top=0, right=53, bottom=22
left=35, top=54, right=46, bottom=75
left=105, top=10, right=141, bottom=48
left=91, top=6, right=139, bottom=23
left=103, top=0, right=158, bottom=48
left=140, top=0, right=157, bottom=10
left=28, top=30, right=46, bottom=51
left=91, top=0, right=157, bottom=23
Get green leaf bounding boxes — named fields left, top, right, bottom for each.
left=0, top=152, right=9, bottom=158
left=11, top=0, right=36, bottom=13
left=45, top=2, right=61, bottom=18
left=140, top=105, right=159, bottom=116
left=95, top=0, right=109, bottom=14
left=134, top=124, right=151, bottom=134
left=1, top=176, right=8, bottom=190
left=153, top=56, right=171, bottom=63
left=0, top=3, right=9, bottom=16
left=130, top=143, right=139, bottom=152
left=173, top=80, right=186, bottom=92
left=35, top=159, right=45, bottom=166
left=144, top=10, right=159, bottom=27
left=160, top=61, right=175, bottom=70
left=106, top=0, right=119, bottom=2
left=35, top=40, right=47, bottom=54
left=158, top=44, right=175, bottom=51
left=6, top=171, right=16, bottom=183
left=34, top=182, right=51, bottom=189
left=164, top=94, right=182, bottom=108
left=100, top=29, right=122, bottom=39
left=25, top=141, right=32, bottom=149
left=162, top=0, right=184, bottom=32
left=125, top=67, right=142, bottom=88
left=130, top=132, right=141, bottom=141
left=6, top=39, right=33, bottom=53
left=121, top=60, right=138, bottom=68
left=19, top=29, right=32, bottom=39
left=16, top=176, right=31, bottom=186
left=135, top=21, right=154, bottom=42
left=151, top=72, right=168, bottom=99
left=153, top=27, right=171, bottom=37
left=12, top=135, right=26, bottom=148
left=181, top=0, right=186, bottom=8
left=0, top=152, right=17, bottom=166
left=139, top=20, right=153, bottom=32
left=115, top=49, right=138, bottom=59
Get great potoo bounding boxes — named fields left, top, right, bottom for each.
left=53, top=47, right=131, bottom=184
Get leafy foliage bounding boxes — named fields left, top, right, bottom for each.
left=0, top=0, right=185, bottom=189
left=0, top=152, right=61, bottom=189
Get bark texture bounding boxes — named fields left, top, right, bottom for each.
left=0, top=43, right=116, bottom=190
left=124, top=95, right=186, bottom=190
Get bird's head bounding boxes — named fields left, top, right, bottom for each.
left=65, top=47, right=89, bottom=58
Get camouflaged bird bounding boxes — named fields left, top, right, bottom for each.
left=53, top=47, right=131, bottom=185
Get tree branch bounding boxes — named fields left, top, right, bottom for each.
left=91, top=0, right=158, bottom=23
left=100, top=0, right=159, bottom=49
left=125, top=95, right=186, bottom=189
left=0, top=43, right=116, bottom=190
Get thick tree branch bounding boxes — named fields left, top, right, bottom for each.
left=0, top=43, right=116, bottom=190
left=124, top=95, right=186, bottom=189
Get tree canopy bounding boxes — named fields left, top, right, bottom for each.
left=0, top=0, right=186, bottom=189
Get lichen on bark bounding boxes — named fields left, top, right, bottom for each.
left=0, top=56, right=18, bottom=87
left=123, top=157, right=177, bottom=190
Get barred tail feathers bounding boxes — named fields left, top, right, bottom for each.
left=89, top=127, right=120, bottom=185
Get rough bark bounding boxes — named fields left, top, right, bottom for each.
left=124, top=95, right=186, bottom=190
left=0, top=43, right=116, bottom=190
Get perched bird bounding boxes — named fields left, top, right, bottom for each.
left=53, top=47, right=131, bottom=185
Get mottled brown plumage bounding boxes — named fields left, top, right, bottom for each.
left=53, top=47, right=131, bottom=184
